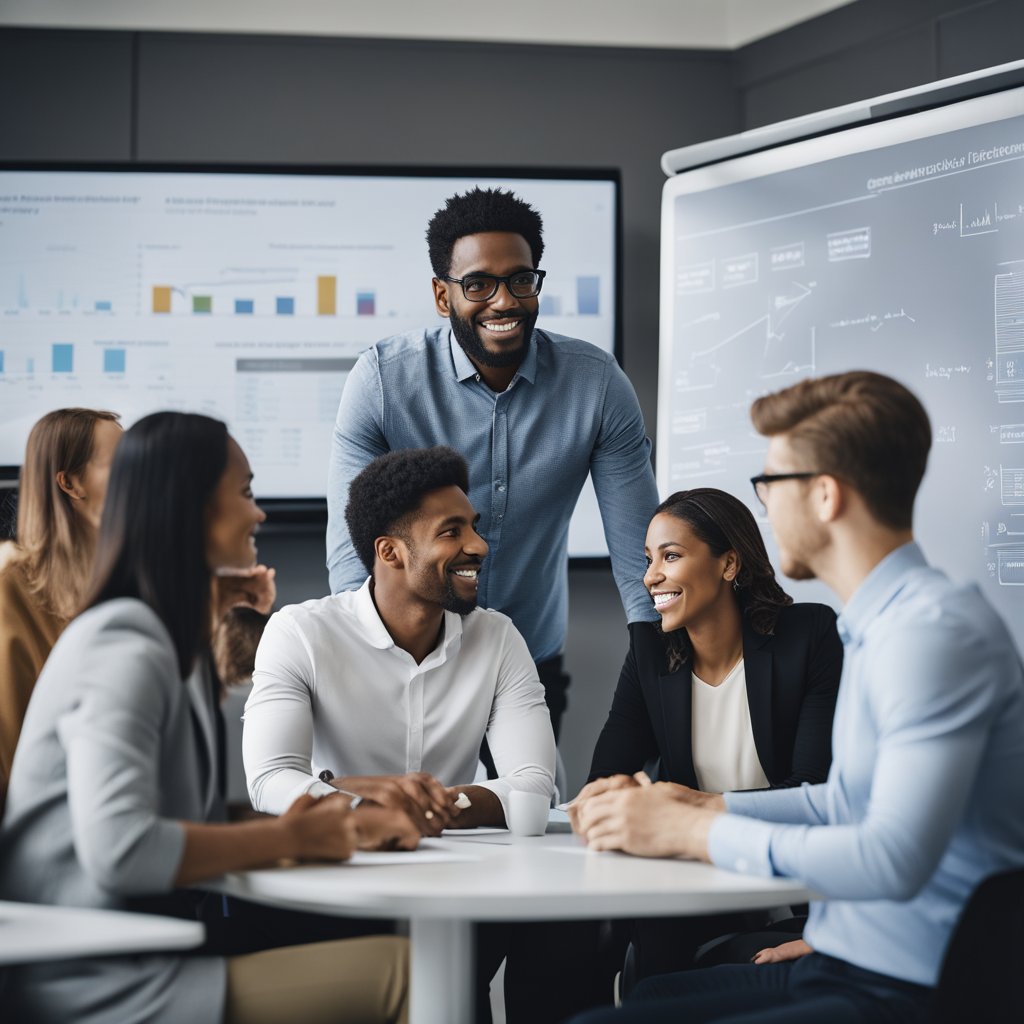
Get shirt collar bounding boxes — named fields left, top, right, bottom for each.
left=836, top=540, right=927, bottom=646
left=352, top=578, right=397, bottom=649
left=351, top=577, right=465, bottom=658
left=447, top=329, right=538, bottom=385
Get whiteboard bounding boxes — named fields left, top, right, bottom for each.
left=659, top=81, right=1024, bottom=650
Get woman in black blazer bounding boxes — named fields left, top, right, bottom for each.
left=574, top=487, right=843, bottom=979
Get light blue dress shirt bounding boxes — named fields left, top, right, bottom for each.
left=326, top=327, right=659, bottom=661
left=709, top=542, right=1024, bottom=986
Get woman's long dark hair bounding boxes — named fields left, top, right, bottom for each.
left=656, top=488, right=792, bottom=672
left=84, top=412, right=229, bottom=678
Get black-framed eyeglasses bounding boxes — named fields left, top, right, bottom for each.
left=750, top=472, right=821, bottom=508
left=442, top=270, right=546, bottom=302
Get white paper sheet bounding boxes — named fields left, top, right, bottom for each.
left=440, top=827, right=509, bottom=836
left=346, top=841, right=481, bottom=866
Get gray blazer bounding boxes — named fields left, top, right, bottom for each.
left=0, top=598, right=225, bottom=1024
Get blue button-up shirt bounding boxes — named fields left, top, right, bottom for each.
left=326, top=327, right=659, bottom=661
left=709, top=542, right=1024, bottom=986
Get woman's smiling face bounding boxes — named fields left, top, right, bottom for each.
left=643, top=512, right=738, bottom=633
left=205, top=437, right=266, bottom=572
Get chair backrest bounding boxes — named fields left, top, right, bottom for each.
left=932, top=867, right=1024, bottom=1024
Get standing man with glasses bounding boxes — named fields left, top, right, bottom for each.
left=327, top=187, right=659, bottom=741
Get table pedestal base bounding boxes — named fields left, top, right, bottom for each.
left=410, top=917, right=475, bottom=1024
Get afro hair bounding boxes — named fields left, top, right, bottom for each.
left=344, top=446, right=471, bottom=574
left=426, top=187, right=544, bottom=278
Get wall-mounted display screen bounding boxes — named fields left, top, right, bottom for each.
left=660, top=81, right=1024, bottom=647
left=0, top=166, right=619, bottom=556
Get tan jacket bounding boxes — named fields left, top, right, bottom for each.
left=0, top=541, right=64, bottom=800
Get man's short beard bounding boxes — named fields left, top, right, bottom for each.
left=442, top=578, right=477, bottom=617
left=449, top=307, right=536, bottom=369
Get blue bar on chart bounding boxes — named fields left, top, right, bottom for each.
left=356, top=291, right=376, bottom=316
left=235, top=299, right=255, bottom=314
left=276, top=297, right=295, bottom=315
left=52, top=344, right=74, bottom=373
left=95, top=300, right=112, bottom=312
left=0, top=350, right=4, bottom=373
left=576, top=276, right=600, bottom=316
left=103, top=349, right=126, bottom=373
left=27, top=358, right=34, bottom=374
left=539, top=295, right=562, bottom=316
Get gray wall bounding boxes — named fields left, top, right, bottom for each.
left=0, top=3, right=1017, bottom=790
left=734, top=0, right=1024, bottom=129
left=0, top=28, right=740, bottom=436
left=0, top=26, right=736, bottom=792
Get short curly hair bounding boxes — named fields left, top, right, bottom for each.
left=426, top=187, right=544, bottom=278
left=345, top=446, right=471, bottom=574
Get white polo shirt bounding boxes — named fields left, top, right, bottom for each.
left=242, top=579, right=556, bottom=819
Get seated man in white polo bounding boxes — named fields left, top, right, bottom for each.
left=243, top=445, right=556, bottom=833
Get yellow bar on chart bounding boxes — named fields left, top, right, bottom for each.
left=317, top=275, right=337, bottom=316
left=152, top=286, right=172, bottom=314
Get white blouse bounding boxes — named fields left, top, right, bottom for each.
left=691, top=659, right=770, bottom=793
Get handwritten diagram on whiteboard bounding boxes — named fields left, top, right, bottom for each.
left=660, top=85, right=1024, bottom=643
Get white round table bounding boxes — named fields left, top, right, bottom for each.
left=0, top=899, right=205, bottom=965
left=212, top=829, right=814, bottom=1024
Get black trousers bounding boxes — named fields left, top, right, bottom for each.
left=536, top=654, right=571, bottom=741
left=193, top=893, right=393, bottom=956
left=567, top=953, right=933, bottom=1024
left=476, top=919, right=616, bottom=1024
left=630, top=911, right=805, bottom=981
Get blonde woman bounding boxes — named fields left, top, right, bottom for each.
left=0, top=408, right=122, bottom=794
left=1, top=409, right=277, bottom=809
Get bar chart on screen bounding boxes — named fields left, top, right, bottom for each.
left=1, top=168, right=617, bottom=530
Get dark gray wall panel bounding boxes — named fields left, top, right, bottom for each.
left=0, top=29, right=133, bottom=161
left=134, top=32, right=737, bottom=430
left=735, top=0, right=977, bottom=89
left=741, top=26, right=936, bottom=129
left=735, top=0, right=1017, bottom=132
left=938, top=0, right=1024, bottom=77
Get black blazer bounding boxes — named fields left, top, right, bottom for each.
left=589, top=603, right=843, bottom=790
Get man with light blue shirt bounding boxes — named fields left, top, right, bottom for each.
left=326, top=187, right=659, bottom=737
left=571, top=371, right=1024, bottom=1023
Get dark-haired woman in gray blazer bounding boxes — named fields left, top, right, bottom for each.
left=0, top=412, right=417, bottom=1024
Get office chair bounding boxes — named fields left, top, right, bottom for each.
left=931, top=866, right=1024, bottom=1024
left=616, top=867, right=1024, bottom=1017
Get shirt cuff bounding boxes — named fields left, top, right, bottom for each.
left=627, top=608, right=660, bottom=624
left=472, top=779, right=513, bottom=826
left=707, top=813, right=776, bottom=877
left=307, top=779, right=338, bottom=800
left=136, top=819, right=188, bottom=893
left=273, top=775, right=336, bottom=812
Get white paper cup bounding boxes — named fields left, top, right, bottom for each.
left=508, top=790, right=550, bottom=837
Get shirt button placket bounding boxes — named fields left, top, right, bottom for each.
left=492, top=396, right=509, bottom=539
left=407, top=668, right=424, bottom=772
